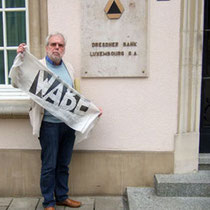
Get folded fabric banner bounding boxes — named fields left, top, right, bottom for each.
left=9, top=50, right=100, bottom=144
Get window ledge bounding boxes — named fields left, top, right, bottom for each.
left=0, top=100, right=30, bottom=118
left=0, top=86, right=30, bottom=118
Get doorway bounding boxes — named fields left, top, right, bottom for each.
left=200, top=0, right=210, bottom=153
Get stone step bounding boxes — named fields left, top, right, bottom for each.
left=126, top=187, right=210, bottom=210
left=154, top=170, right=210, bottom=197
left=199, top=154, right=210, bottom=170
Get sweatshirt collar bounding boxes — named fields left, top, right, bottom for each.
left=45, top=56, right=63, bottom=66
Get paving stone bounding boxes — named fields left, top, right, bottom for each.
left=95, top=196, right=124, bottom=210
left=33, top=196, right=94, bottom=210
left=36, top=198, right=65, bottom=210
left=127, top=187, right=210, bottom=210
left=65, top=197, right=94, bottom=210
left=0, top=196, right=128, bottom=210
left=65, top=204, right=92, bottom=210
left=0, top=197, right=12, bottom=207
left=36, top=198, right=45, bottom=210
left=122, top=196, right=129, bottom=210
left=56, top=205, right=65, bottom=210
left=7, top=197, right=39, bottom=210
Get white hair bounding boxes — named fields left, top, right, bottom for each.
left=45, top=32, right=66, bottom=46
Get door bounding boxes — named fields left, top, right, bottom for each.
left=200, top=0, right=210, bottom=153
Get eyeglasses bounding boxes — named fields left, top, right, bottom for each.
left=49, top=42, right=65, bottom=48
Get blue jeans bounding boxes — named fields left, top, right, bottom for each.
left=39, top=121, right=75, bottom=208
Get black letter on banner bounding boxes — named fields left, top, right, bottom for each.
left=29, top=70, right=53, bottom=98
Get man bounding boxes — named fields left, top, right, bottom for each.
left=17, top=33, right=86, bottom=210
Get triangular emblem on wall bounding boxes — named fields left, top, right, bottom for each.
left=104, top=0, right=124, bottom=19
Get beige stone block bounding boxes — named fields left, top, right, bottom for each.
left=174, top=132, right=199, bottom=174
left=0, top=150, right=173, bottom=196
left=0, top=150, right=41, bottom=197
left=69, top=152, right=122, bottom=195
left=69, top=151, right=173, bottom=195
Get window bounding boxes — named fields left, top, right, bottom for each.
left=0, top=0, right=29, bottom=99
left=0, top=0, right=48, bottom=117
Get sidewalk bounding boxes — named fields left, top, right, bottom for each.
left=0, top=196, right=129, bottom=210
left=2, top=191, right=210, bottom=210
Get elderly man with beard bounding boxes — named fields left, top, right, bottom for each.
left=17, top=33, right=82, bottom=210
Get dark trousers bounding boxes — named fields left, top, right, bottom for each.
left=39, top=121, right=75, bottom=208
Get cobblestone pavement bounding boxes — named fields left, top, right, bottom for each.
left=0, top=196, right=129, bottom=210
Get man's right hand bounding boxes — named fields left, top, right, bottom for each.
left=17, top=43, right=26, bottom=54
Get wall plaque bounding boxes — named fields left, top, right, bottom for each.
left=81, top=0, right=148, bottom=77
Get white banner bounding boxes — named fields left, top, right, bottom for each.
left=9, top=50, right=100, bottom=143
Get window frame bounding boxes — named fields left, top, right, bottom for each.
left=0, top=0, right=29, bottom=100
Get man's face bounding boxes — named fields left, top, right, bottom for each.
left=46, top=35, right=65, bottom=65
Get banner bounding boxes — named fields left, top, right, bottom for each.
left=9, top=50, right=100, bottom=143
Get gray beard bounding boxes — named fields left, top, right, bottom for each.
left=51, top=55, right=62, bottom=64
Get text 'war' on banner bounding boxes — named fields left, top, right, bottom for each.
left=29, top=69, right=90, bottom=116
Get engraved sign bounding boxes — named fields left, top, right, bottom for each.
left=81, top=0, right=148, bottom=77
